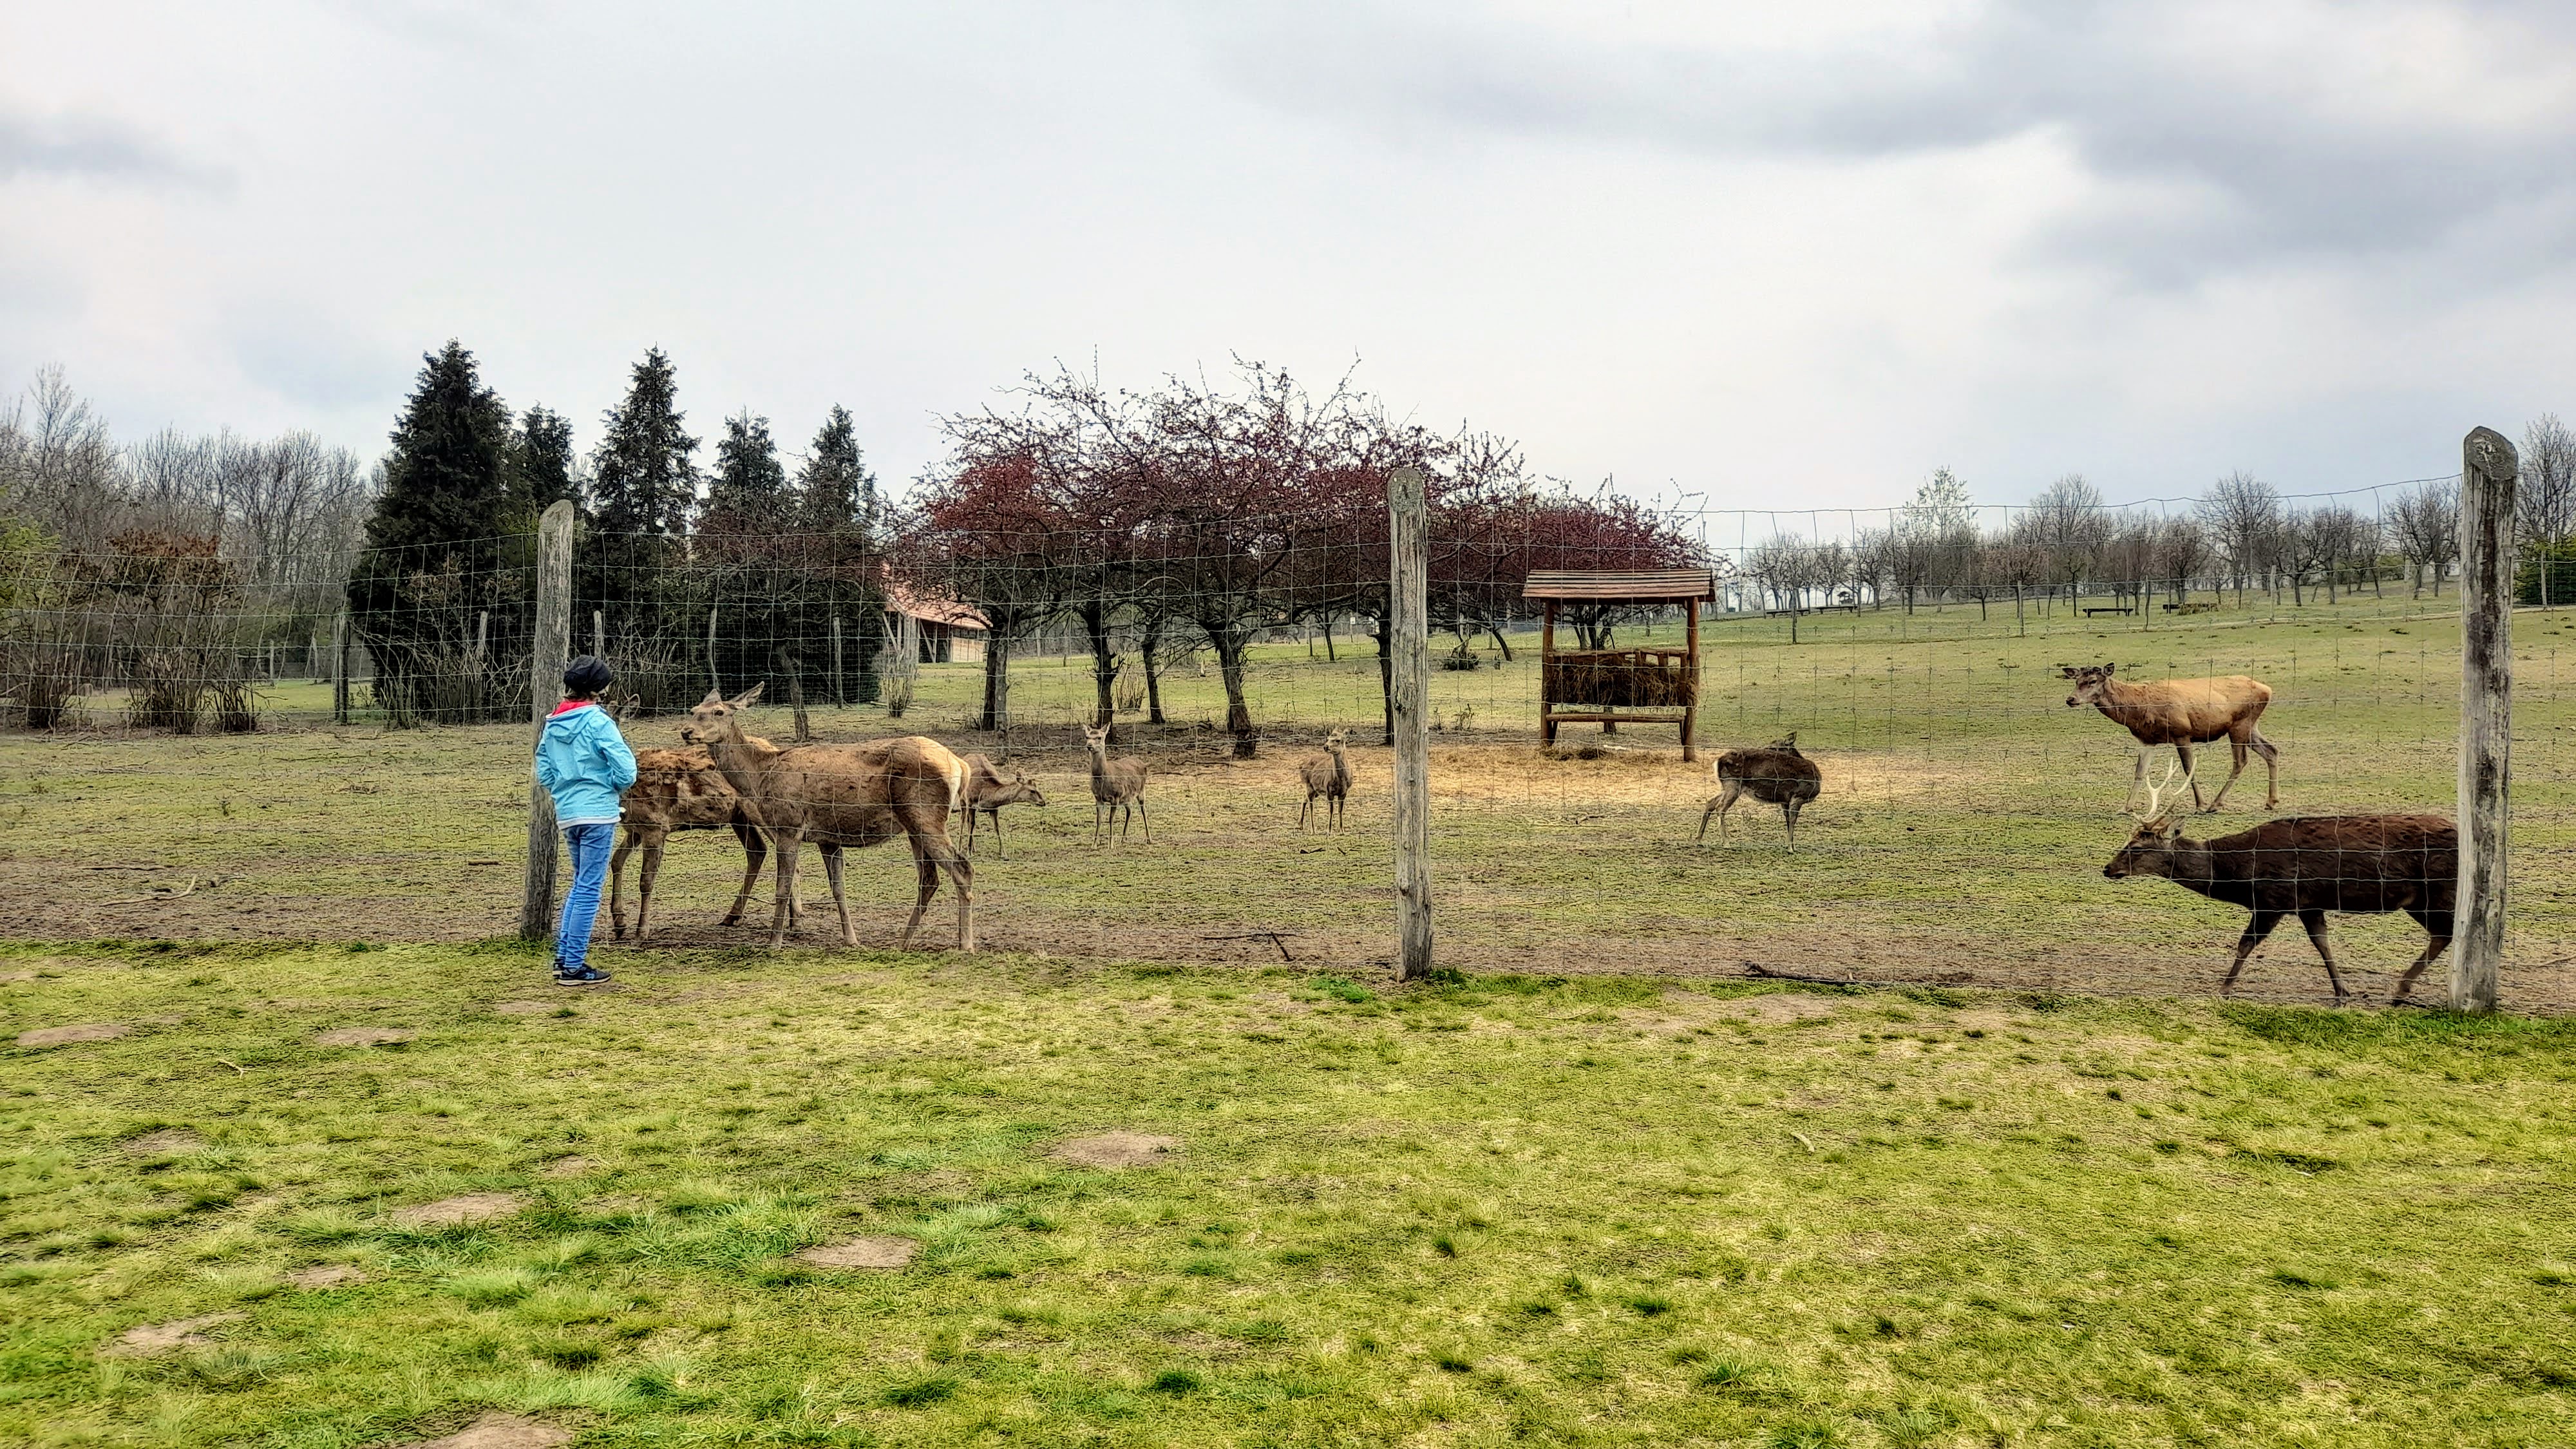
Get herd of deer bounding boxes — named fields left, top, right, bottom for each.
left=600, top=662, right=2456, bottom=1007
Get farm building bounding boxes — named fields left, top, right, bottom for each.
left=884, top=584, right=990, bottom=663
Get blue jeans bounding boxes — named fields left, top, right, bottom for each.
left=554, top=823, right=616, bottom=972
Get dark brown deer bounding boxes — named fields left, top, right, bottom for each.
left=681, top=685, right=974, bottom=951
left=2103, top=766, right=2455, bottom=1005
left=1298, top=729, right=1352, bottom=830
left=1082, top=723, right=1150, bottom=845
left=2063, top=663, right=2280, bottom=813
left=1697, top=732, right=1823, bottom=850
left=958, top=753, right=1046, bottom=859
left=609, top=746, right=793, bottom=942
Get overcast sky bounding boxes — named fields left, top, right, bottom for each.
left=3, top=0, right=2571, bottom=511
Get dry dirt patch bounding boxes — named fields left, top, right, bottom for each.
left=1718, top=993, right=1846, bottom=1024
left=122, top=1128, right=205, bottom=1157
left=392, top=1192, right=524, bottom=1229
left=1050, top=1132, right=1182, bottom=1169
left=314, top=1027, right=416, bottom=1046
left=17, top=1022, right=128, bottom=1046
left=543, top=1155, right=596, bottom=1178
left=288, top=1264, right=366, bottom=1289
left=795, top=1235, right=918, bottom=1269
left=393, top=1413, right=573, bottom=1449
left=103, top=1311, right=242, bottom=1356
left=491, top=1001, right=557, bottom=1016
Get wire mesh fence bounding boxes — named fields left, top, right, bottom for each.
left=3, top=481, right=2568, bottom=1009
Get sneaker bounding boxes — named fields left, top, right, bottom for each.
left=553, top=965, right=613, bottom=986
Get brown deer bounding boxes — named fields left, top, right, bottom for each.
left=1698, top=732, right=1824, bottom=850
left=958, top=753, right=1046, bottom=859
left=1298, top=730, right=1352, bottom=829
left=2103, top=765, right=2455, bottom=1005
left=680, top=685, right=974, bottom=951
left=609, top=746, right=795, bottom=942
left=2063, top=663, right=2280, bottom=813
left=1082, top=723, right=1151, bottom=845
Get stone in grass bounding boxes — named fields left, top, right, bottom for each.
left=102, top=1311, right=243, bottom=1356
left=314, top=1027, right=417, bottom=1047
left=1050, top=1132, right=1182, bottom=1170
left=392, top=1413, right=573, bottom=1449
left=17, top=1023, right=128, bottom=1047
left=123, top=1128, right=207, bottom=1157
left=392, top=1193, right=525, bottom=1229
left=288, top=1264, right=367, bottom=1289
left=795, top=1236, right=919, bottom=1270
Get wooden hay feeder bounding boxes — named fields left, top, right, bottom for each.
left=1524, top=568, right=1716, bottom=762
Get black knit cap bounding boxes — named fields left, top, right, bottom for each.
left=563, top=656, right=614, bottom=699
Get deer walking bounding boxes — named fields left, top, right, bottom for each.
left=681, top=685, right=974, bottom=951
left=2063, top=663, right=2280, bottom=813
left=958, top=753, right=1046, bottom=859
left=2103, top=765, right=2454, bottom=1005
left=1082, top=723, right=1151, bottom=845
left=609, top=746, right=796, bottom=942
left=1698, top=732, right=1823, bottom=850
left=1298, top=730, right=1352, bottom=829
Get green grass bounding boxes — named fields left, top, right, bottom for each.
left=6, top=940, right=2576, bottom=1445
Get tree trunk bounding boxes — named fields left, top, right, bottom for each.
left=1213, top=628, right=1256, bottom=757
left=1374, top=612, right=1395, bottom=746
left=1081, top=600, right=1117, bottom=727
left=1141, top=615, right=1168, bottom=724
left=1487, top=622, right=1513, bottom=661
left=776, top=644, right=810, bottom=743
left=1320, top=614, right=1337, bottom=663
left=980, top=633, right=1011, bottom=731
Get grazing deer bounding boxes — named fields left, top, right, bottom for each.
left=1082, top=723, right=1151, bottom=844
left=680, top=685, right=974, bottom=951
left=1298, top=730, right=1352, bottom=830
left=1698, top=732, right=1823, bottom=850
left=2103, top=765, right=2456, bottom=1005
left=2063, top=663, right=2280, bottom=813
left=958, top=753, right=1046, bottom=859
left=609, top=746, right=795, bottom=942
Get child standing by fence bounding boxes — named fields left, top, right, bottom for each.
left=534, top=656, right=636, bottom=985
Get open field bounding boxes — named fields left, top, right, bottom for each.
left=5, top=590, right=2576, bottom=1006
left=8, top=940, right=2576, bottom=1447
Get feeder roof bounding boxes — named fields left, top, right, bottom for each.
left=1521, top=568, right=1715, bottom=602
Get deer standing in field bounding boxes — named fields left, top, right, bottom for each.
left=1298, top=730, right=1352, bottom=830
left=2063, top=663, right=2280, bottom=813
left=1082, top=723, right=1151, bottom=845
left=958, top=753, right=1046, bottom=859
left=680, top=685, right=974, bottom=951
left=1697, top=731, right=1824, bottom=851
left=2103, top=764, right=2455, bottom=1005
left=609, top=746, right=799, bottom=942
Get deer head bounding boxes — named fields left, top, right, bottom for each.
left=681, top=684, right=763, bottom=746
left=1324, top=729, right=1348, bottom=752
left=1765, top=731, right=1799, bottom=753
left=2103, top=761, right=2186, bottom=879
left=2063, top=663, right=2115, bottom=708
left=1082, top=723, right=1111, bottom=753
left=998, top=770, right=1046, bottom=808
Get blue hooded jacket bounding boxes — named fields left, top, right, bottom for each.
left=533, top=700, right=637, bottom=827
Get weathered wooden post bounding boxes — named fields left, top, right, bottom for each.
left=706, top=606, right=720, bottom=694
left=331, top=611, right=350, bottom=724
left=830, top=616, right=846, bottom=706
left=1681, top=596, right=1700, bottom=763
left=592, top=610, right=605, bottom=661
left=2456, top=427, right=2517, bottom=1012
left=1389, top=465, right=1434, bottom=981
left=520, top=500, right=576, bottom=943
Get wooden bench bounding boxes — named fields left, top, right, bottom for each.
left=2081, top=606, right=2135, bottom=618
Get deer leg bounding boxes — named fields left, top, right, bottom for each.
left=636, top=837, right=667, bottom=943
left=819, top=842, right=855, bottom=949
left=1135, top=798, right=1151, bottom=844
left=2220, top=910, right=2284, bottom=996
left=900, top=847, right=939, bottom=951
left=2249, top=728, right=2281, bottom=810
left=1094, top=801, right=1106, bottom=846
left=722, top=822, right=764, bottom=926
left=2176, top=742, right=2203, bottom=810
left=989, top=810, right=1009, bottom=861
left=766, top=830, right=802, bottom=948
left=2125, top=746, right=2149, bottom=813
left=2392, top=911, right=2454, bottom=1004
left=1299, top=791, right=1311, bottom=831
left=919, top=828, right=974, bottom=951
left=2205, top=736, right=2251, bottom=812
left=2297, top=910, right=2349, bottom=1005
left=1783, top=800, right=1803, bottom=853
left=609, top=829, right=635, bottom=940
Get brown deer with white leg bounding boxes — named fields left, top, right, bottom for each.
left=680, top=685, right=975, bottom=951
left=1298, top=730, right=1351, bottom=830
left=1698, top=732, right=1823, bottom=850
left=1083, top=723, right=1150, bottom=845
left=2063, top=663, right=2280, bottom=812
left=957, top=753, right=1046, bottom=859
left=609, top=747, right=793, bottom=942
left=2103, top=764, right=2456, bottom=1005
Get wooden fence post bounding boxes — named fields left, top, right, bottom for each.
left=1389, top=465, right=1434, bottom=981
left=2456, top=426, right=2517, bottom=1012
left=706, top=606, right=720, bottom=694
left=520, top=500, right=576, bottom=943
left=830, top=616, right=846, bottom=706
left=331, top=611, right=350, bottom=724
left=592, top=610, right=604, bottom=661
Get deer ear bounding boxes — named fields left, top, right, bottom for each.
left=2059, top=666, right=2078, bottom=678
left=2158, top=816, right=2183, bottom=840
left=2103, top=663, right=2116, bottom=676
left=731, top=683, right=764, bottom=708
left=698, top=688, right=724, bottom=706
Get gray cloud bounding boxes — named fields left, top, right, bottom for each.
left=0, top=106, right=228, bottom=190
left=1200, top=1, right=2576, bottom=279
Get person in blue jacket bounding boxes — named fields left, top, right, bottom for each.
left=533, top=656, right=636, bottom=985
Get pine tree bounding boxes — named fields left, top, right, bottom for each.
left=705, top=410, right=789, bottom=528
left=794, top=404, right=876, bottom=534
left=504, top=404, right=577, bottom=522
left=589, top=348, right=697, bottom=535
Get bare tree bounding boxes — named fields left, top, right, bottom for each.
left=1747, top=535, right=1844, bottom=644
left=2195, top=471, right=2280, bottom=607
left=0, top=367, right=121, bottom=544
left=2521, top=413, right=2576, bottom=606
left=2387, top=478, right=2459, bottom=596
